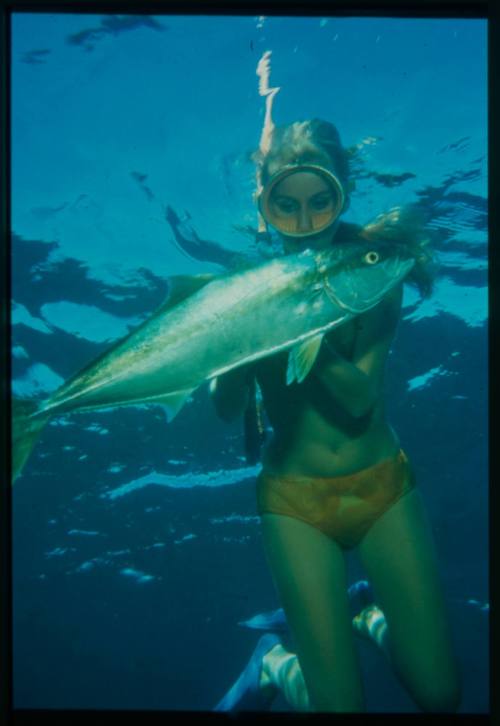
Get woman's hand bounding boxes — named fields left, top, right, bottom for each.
left=313, top=285, right=403, bottom=419
left=313, top=338, right=377, bottom=419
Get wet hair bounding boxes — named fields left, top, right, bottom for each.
left=409, top=247, right=438, bottom=298
left=358, top=205, right=438, bottom=299
left=255, top=119, right=351, bottom=206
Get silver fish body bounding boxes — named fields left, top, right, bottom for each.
left=30, top=241, right=414, bottom=420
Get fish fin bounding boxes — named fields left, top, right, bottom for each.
left=159, top=273, right=217, bottom=313
left=156, top=389, right=195, bottom=422
left=12, top=398, right=50, bottom=483
left=286, top=334, right=324, bottom=384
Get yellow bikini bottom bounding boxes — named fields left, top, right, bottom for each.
left=256, top=449, right=415, bottom=549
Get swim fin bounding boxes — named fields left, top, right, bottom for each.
left=214, top=632, right=282, bottom=712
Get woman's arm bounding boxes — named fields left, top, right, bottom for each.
left=313, top=345, right=377, bottom=419
left=313, top=284, right=403, bottom=418
left=210, top=365, right=254, bottom=422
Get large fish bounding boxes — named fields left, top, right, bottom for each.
left=12, top=240, right=414, bottom=482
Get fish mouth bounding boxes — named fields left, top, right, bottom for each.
left=325, top=255, right=415, bottom=313
left=383, top=255, right=415, bottom=281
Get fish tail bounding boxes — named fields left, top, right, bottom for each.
left=11, top=398, right=50, bottom=483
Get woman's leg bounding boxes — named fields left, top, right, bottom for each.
left=357, top=487, right=461, bottom=713
left=261, top=512, right=365, bottom=712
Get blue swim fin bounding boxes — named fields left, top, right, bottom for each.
left=213, top=632, right=282, bottom=712
left=348, top=579, right=374, bottom=617
left=238, top=608, right=287, bottom=632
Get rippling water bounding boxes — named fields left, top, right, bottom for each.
left=11, top=13, right=487, bottom=713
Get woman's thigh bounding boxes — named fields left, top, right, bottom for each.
left=357, top=488, right=461, bottom=712
left=261, top=512, right=365, bottom=712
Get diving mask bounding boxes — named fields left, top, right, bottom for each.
left=258, top=164, right=346, bottom=238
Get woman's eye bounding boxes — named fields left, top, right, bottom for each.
left=364, top=251, right=380, bottom=265
left=310, top=195, right=333, bottom=211
left=274, top=198, right=298, bottom=214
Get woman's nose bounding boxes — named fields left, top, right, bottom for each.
left=296, top=205, right=313, bottom=232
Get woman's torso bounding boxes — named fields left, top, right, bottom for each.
left=254, top=310, right=400, bottom=478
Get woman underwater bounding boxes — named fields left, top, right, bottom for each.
left=205, top=119, right=461, bottom=713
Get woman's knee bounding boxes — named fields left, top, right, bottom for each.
left=416, top=684, right=461, bottom=713
left=410, top=665, right=462, bottom=713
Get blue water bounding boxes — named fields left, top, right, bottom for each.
left=11, top=13, right=488, bottom=713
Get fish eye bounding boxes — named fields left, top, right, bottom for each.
left=364, top=251, right=380, bottom=265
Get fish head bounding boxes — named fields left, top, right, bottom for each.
left=319, top=241, right=415, bottom=313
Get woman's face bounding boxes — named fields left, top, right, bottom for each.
left=266, top=170, right=341, bottom=253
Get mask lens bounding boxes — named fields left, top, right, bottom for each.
left=259, top=166, right=345, bottom=238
